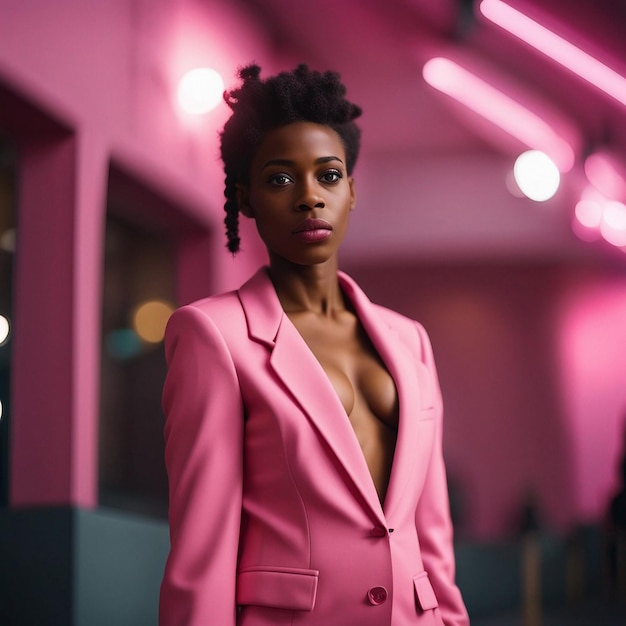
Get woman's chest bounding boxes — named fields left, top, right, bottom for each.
left=288, top=310, right=399, bottom=428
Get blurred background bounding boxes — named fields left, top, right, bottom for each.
left=1, top=0, right=626, bottom=624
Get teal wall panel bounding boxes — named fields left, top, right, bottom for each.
left=74, top=508, right=169, bottom=626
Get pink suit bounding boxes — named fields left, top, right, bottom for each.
left=159, top=267, right=469, bottom=626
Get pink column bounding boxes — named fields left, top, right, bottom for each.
left=11, top=133, right=77, bottom=506
left=11, top=129, right=107, bottom=508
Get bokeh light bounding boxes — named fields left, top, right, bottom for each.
left=572, top=199, right=603, bottom=242
left=574, top=199, right=603, bottom=229
left=600, top=201, right=626, bottom=247
left=132, top=300, right=174, bottom=344
left=513, top=150, right=560, bottom=201
left=0, top=228, right=15, bottom=253
left=177, top=67, right=224, bottom=114
left=0, top=315, right=10, bottom=345
left=584, top=152, right=626, bottom=200
left=573, top=187, right=626, bottom=251
left=105, top=328, right=143, bottom=360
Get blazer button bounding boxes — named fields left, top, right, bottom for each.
left=369, top=526, right=387, bottom=538
left=367, top=586, right=388, bottom=605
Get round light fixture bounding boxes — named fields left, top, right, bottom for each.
left=177, top=68, right=224, bottom=115
left=513, top=150, right=560, bottom=202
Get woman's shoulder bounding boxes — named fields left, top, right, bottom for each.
left=186, top=288, right=241, bottom=315
left=171, top=288, right=245, bottom=333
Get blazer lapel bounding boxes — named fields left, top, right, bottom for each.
left=239, top=268, right=384, bottom=521
left=271, top=318, right=385, bottom=519
left=338, top=272, right=425, bottom=519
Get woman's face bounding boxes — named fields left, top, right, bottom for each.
left=238, top=121, right=356, bottom=268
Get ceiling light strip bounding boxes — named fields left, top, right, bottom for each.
left=422, top=57, right=575, bottom=170
left=479, top=0, right=626, bottom=107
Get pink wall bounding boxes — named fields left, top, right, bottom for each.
left=555, top=269, right=626, bottom=523
left=1, top=0, right=272, bottom=507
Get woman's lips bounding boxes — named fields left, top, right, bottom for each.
left=292, top=218, right=332, bottom=242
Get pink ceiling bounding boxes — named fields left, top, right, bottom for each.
left=239, top=0, right=626, bottom=156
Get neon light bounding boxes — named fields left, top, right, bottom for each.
left=479, top=0, right=626, bottom=107
left=422, top=57, right=575, bottom=171
left=584, top=152, right=626, bottom=200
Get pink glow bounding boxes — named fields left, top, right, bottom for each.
left=557, top=282, right=626, bottom=520
left=600, top=201, right=626, bottom=247
left=571, top=220, right=600, bottom=244
left=177, top=67, right=224, bottom=115
left=573, top=185, right=626, bottom=251
left=584, top=152, right=626, bottom=200
left=574, top=199, right=602, bottom=230
left=422, top=57, right=575, bottom=171
left=479, top=0, right=626, bottom=107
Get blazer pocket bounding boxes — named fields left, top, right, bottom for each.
left=237, top=565, right=319, bottom=611
left=413, top=571, right=439, bottom=611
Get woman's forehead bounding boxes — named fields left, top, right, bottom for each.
left=254, top=122, right=346, bottom=162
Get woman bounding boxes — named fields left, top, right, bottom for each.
left=159, top=64, right=469, bottom=626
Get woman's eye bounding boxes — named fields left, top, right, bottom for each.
left=320, top=170, right=342, bottom=183
left=269, top=174, right=292, bottom=186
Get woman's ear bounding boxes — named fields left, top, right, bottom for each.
left=348, top=177, right=356, bottom=210
left=236, top=184, right=254, bottom=218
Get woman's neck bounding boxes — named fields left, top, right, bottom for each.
left=267, top=258, right=346, bottom=317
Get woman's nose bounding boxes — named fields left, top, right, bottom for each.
left=295, top=179, right=325, bottom=211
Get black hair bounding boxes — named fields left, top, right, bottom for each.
left=219, top=63, right=362, bottom=253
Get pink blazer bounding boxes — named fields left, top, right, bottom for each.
left=159, top=267, right=469, bottom=626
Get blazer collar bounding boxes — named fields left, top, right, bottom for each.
left=237, top=266, right=423, bottom=522
left=237, top=267, right=283, bottom=348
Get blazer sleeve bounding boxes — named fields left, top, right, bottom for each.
left=412, top=321, right=469, bottom=626
left=159, top=305, right=244, bottom=626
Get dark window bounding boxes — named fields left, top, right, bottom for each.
left=99, top=181, right=177, bottom=519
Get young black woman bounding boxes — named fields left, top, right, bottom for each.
left=159, top=63, right=469, bottom=626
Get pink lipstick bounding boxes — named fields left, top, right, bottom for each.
left=292, top=218, right=332, bottom=243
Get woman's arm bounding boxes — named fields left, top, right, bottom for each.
left=159, top=305, right=244, bottom=626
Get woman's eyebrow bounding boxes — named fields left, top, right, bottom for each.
left=315, top=156, right=344, bottom=165
left=261, top=155, right=345, bottom=170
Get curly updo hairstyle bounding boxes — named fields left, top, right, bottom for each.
left=219, top=63, right=363, bottom=253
